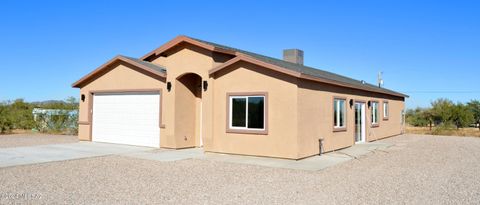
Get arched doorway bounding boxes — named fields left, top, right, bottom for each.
left=175, top=73, right=203, bottom=147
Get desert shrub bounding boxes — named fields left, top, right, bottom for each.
left=0, top=104, right=13, bottom=133
left=451, top=103, right=474, bottom=129
left=32, top=97, right=79, bottom=135
left=9, top=99, right=35, bottom=129
left=468, top=100, right=480, bottom=130
left=431, top=123, right=456, bottom=135
left=406, top=108, right=431, bottom=127
left=407, top=99, right=477, bottom=130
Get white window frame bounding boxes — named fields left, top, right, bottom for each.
left=372, top=101, right=379, bottom=125
left=383, top=101, right=389, bottom=119
left=333, top=98, right=346, bottom=129
left=229, top=95, right=266, bottom=131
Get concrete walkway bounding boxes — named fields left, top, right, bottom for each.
left=0, top=142, right=154, bottom=168
left=200, top=142, right=393, bottom=171
left=121, top=147, right=204, bottom=162
left=120, top=141, right=393, bottom=171
left=0, top=141, right=392, bottom=171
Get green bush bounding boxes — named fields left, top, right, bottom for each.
left=0, top=97, right=79, bottom=135
left=407, top=98, right=477, bottom=130
left=468, top=100, right=480, bottom=130
left=0, top=104, right=13, bottom=133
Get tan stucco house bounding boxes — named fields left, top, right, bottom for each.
left=73, top=35, right=407, bottom=159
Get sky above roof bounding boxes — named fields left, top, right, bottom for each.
left=0, top=0, right=478, bottom=108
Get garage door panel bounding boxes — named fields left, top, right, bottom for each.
left=92, top=93, right=160, bottom=148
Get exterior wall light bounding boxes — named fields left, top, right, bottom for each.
left=167, top=82, right=172, bottom=92
left=203, top=81, right=208, bottom=91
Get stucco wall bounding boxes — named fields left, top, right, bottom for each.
left=76, top=42, right=405, bottom=160
left=150, top=44, right=235, bottom=148
left=211, top=61, right=300, bottom=159
left=77, top=62, right=166, bottom=142
left=296, top=79, right=405, bottom=158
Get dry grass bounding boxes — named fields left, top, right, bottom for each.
left=406, top=126, right=480, bottom=137
left=0, top=129, right=72, bottom=136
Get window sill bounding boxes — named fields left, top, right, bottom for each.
left=371, top=124, right=380, bottom=128
left=226, top=128, right=268, bottom=135
left=383, top=117, right=389, bottom=121
left=333, top=127, right=347, bottom=132
left=78, top=121, right=90, bottom=125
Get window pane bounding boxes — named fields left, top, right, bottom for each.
left=334, top=100, right=338, bottom=127
left=232, top=98, right=246, bottom=127
left=372, top=102, right=378, bottom=123
left=247, top=97, right=264, bottom=129
left=384, top=103, right=388, bottom=117
left=339, top=100, right=345, bottom=127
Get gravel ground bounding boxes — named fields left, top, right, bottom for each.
left=0, top=134, right=78, bottom=148
left=1, top=134, right=480, bottom=204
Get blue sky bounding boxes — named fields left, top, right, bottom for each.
left=0, top=0, right=478, bottom=108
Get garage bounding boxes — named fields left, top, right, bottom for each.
left=91, top=92, right=160, bottom=148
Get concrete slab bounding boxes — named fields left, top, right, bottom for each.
left=202, top=152, right=352, bottom=171
left=116, top=141, right=392, bottom=171
left=199, top=142, right=393, bottom=171
left=335, top=142, right=393, bottom=158
left=121, top=148, right=204, bottom=162
left=0, top=142, right=154, bottom=168
left=0, top=140, right=393, bottom=171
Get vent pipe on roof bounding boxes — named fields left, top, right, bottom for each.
left=378, top=71, right=384, bottom=88
left=283, top=49, right=304, bottom=65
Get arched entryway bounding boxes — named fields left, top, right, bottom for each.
left=175, top=73, right=203, bottom=147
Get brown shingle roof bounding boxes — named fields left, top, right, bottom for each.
left=190, top=36, right=407, bottom=98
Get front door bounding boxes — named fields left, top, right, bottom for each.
left=354, top=102, right=366, bottom=143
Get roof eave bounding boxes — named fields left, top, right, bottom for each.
left=141, top=35, right=236, bottom=61
left=209, top=57, right=406, bottom=98
left=209, top=55, right=302, bottom=78
left=142, top=35, right=407, bottom=98
left=72, top=55, right=166, bottom=88
left=299, top=73, right=408, bottom=98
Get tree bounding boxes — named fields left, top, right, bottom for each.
left=0, top=103, right=13, bottom=133
left=9, top=99, right=35, bottom=129
left=451, top=103, right=474, bottom=129
left=406, top=108, right=430, bottom=127
left=467, top=100, right=480, bottom=130
left=431, top=98, right=455, bottom=125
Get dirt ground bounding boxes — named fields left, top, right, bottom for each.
left=406, top=126, right=480, bottom=137
left=1, top=134, right=479, bottom=204
left=0, top=133, right=77, bottom=148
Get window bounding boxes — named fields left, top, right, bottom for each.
left=371, top=101, right=379, bottom=125
left=229, top=95, right=266, bottom=132
left=383, top=101, right=389, bottom=120
left=333, top=98, right=346, bottom=130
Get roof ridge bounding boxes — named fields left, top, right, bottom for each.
left=178, top=36, right=407, bottom=97
left=163, top=35, right=408, bottom=97
left=189, top=37, right=372, bottom=83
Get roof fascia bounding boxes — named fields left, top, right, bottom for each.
left=141, top=35, right=236, bottom=60
left=209, top=54, right=302, bottom=78
left=72, top=56, right=166, bottom=88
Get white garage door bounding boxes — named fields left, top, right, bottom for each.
left=92, top=92, right=160, bottom=148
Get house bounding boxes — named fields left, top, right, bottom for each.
left=72, top=35, right=407, bottom=159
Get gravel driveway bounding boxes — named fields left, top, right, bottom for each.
left=1, top=134, right=479, bottom=204
left=0, top=133, right=77, bottom=148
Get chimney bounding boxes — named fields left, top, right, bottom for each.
left=283, top=49, right=304, bottom=65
